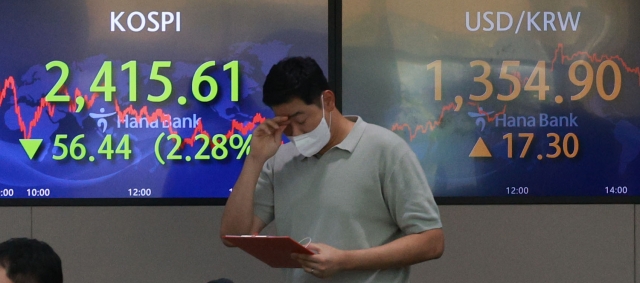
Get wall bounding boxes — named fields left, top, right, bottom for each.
left=1, top=205, right=635, bottom=283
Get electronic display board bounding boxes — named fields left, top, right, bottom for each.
left=0, top=0, right=328, bottom=203
left=342, top=0, right=640, bottom=202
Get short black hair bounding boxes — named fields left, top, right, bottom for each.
left=262, top=56, right=330, bottom=107
left=0, top=238, right=63, bottom=283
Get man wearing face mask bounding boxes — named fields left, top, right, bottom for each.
left=220, top=56, right=444, bottom=282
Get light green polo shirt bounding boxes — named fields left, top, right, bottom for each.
left=254, top=116, right=442, bottom=283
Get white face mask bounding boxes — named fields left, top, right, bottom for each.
left=287, top=95, right=331, bottom=157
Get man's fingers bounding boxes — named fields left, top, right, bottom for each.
left=275, top=124, right=287, bottom=136
left=272, top=116, right=289, bottom=124
left=255, top=117, right=289, bottom=138
left=262, top=120, right=279, bottom=130
left=253, top=125, right=272, bottom=136
left=306, top=243, right=322, bottom=254
left=291, top=253, right=318, bottom=265
left=255, top=122, right=276, bottom=136
left=264, top=118, right=288, bottom=131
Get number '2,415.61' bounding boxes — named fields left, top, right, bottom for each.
left=44, top=60, right=240, bottom=104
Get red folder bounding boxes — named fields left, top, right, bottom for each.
left=223, top=235, right=314, bottom=268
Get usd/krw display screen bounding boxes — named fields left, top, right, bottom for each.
left=342, top=0, right=639, bottom=201
left=0, top=0, right=328, bottom=201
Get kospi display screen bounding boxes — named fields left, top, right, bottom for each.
left=0, top=0, right=328, bottom=203
left=342, top=0, right=640, bottom=202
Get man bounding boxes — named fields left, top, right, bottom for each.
left=0, top=238, right=63, bottom=283
left=221, top=56, right=443, bottom=282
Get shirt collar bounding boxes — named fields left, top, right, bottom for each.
left=333, top=116, right=366, bottom=153
left=299, top=116, right=366, bottom=160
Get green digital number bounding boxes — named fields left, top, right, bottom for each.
left=122, top=61, right=138, bottom=102
left=147, top=61, right=172, bottom=102
left=98, top=135, right=114, bottom=159
left=116, top=134, right=132, bottom=160
left=211, top=134, right=228, bottom=160
left=44, top=61, right=71, bottom=102
left=69, top=135, right=87, bottom=160
left=52, top=134, right=86, bottom=160
left=223, top=60, right=239, bottom=102
left=90, top=61, right=116, bottom=102
left=98, top=134, right=132, bottom=160
left=166, top=134, right=182, bottom=160
left=192, top=61, right=218, bottom=102
left=194, top=134, right=211, bottom=160
left=52, top=134, right=68, bottom=160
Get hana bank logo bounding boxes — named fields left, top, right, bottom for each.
left=468, top=107, right=493, bottom=132
left=89, top=108, right=117, bottom=133
left=89, top=108, right=201, bottom=133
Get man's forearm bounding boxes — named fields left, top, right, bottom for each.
left=220, top=156, right=265, bottom=242
left=340, top=228, right=444, bottom=270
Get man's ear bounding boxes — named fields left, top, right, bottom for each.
left=323, top=90, right=337, bottom=112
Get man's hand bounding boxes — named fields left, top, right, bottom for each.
left=292, top=243, right=346, bottom=279
left=288, top=229, right=444, bottom=277
left=249, top=116, right=289, bottom=162
left=220, top=116, right=288, bottom=241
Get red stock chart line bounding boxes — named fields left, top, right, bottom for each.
left=0, top=76, right=54, bottom=139
left=391, top=102, right=457, bottom=142
left=391, top=102, right=506, bottom=142
left=467, top=102, right=506, bottom=123
left=225, top=113, right=265, bottom=137
left=0, top=76, right=263, bottom=145
left=551, top=43, right=640, bottom=84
